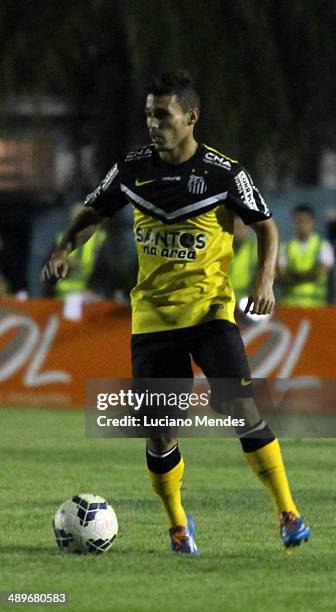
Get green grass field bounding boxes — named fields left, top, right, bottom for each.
left=1, top=407, right=335, bottom=612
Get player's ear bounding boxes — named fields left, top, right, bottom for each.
left=188, top=108, right=199, bottom=125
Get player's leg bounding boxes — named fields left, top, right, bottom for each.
left=146, top=435, right=186, bottom=529
left=225, top=398, right=309, bottom=547
left=146, top=434, right=198, bottom=554
left=226, top=396, right=299, bottom=513
left=132, top=329, right=198, bottom=552
left=191, top=320, right=310, bottom=547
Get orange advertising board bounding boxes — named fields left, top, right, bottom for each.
left=0, top=299, right=335, bottom=408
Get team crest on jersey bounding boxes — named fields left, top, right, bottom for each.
left=188, top=174, right=207, bottom=195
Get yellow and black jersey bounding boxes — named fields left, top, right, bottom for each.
left=84, top=143, right=271, bottom=333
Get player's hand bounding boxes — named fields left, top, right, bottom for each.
left=245, top=277, right=275, bottom=315
left=41, top=251, right=69, bottom=285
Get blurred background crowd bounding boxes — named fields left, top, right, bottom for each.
left=0, top=0, right=335, bottom=306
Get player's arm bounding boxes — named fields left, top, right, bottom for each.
left=41, top=160, right=126, bottom=284
left=248, top=218, right=278, bottom=314
left=41, top=207, right=103, bottom=284
left=227, top=164, right=277, bottom=314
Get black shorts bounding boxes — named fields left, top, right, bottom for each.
left=131, top=319, right=253, bottom=408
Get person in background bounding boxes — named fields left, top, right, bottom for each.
left=51, top=204, right=107, bottom=301
left=326, top=209, right=336, bottom=304
left=229, top=215, right=258, bottom=303
left=278, top=204, right=334, bottom=307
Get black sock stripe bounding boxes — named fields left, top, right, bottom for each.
left=146, top=444, right=178, bottom=458
left=146, top=445, right=181, bottom=474
left=239, top=420, right=265, bottom=438
left=239, top=422, right=275, bottom=453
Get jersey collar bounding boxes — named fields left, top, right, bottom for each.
left=152, top=142, right=205, bottom=169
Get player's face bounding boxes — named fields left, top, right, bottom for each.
left=145, top=94, right=194, bottom=151
left=293, top=212, right=315, bottom=240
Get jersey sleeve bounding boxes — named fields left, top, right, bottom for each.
left=226, top=164, right=272, bottom=224
left=83, top=161, right=127, bottom=217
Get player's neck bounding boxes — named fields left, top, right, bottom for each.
left=296, top=234, right=311, bottom=242
left=158, top=137, right=198, bottom=165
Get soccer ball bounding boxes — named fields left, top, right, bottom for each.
left=52, top=493, right=118, bottom=554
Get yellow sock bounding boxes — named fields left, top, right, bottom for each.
left=148, top=458, right=187, bottom=528
left=244, top=439, right=300, bottom=516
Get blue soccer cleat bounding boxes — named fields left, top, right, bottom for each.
left=169, top=514, right=199, bottom=555
left=280, top=511, right=310, bottom=549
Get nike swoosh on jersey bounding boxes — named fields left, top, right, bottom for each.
left=241, top=378, right=253, bottom=386
left=135, top=178, right=156, bottom=187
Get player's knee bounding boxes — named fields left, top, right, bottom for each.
left=213, top=397, right=261, bottom=430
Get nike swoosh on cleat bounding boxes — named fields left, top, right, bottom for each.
left=135, top=178, right=156, bottom=187
left=241, top=378, right=253, bottom=386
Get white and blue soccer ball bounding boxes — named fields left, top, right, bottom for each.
left=53, top=493, right=118, bottom=554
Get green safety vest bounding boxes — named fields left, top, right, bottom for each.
left=229, top=236, right=258, bottom=301
left=56, top=230, right=106, bottom=299
left=281, top=234, right=327, bottom=307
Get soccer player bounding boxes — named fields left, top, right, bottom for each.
left=41, top=70, right=310, bottom=554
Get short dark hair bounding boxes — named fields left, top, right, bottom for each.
left=146, top=70, right=200, bottom=111
left=293, top=203, right=315, bottom=218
